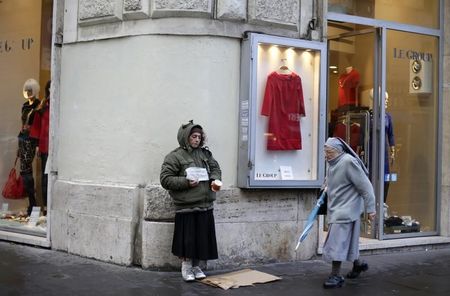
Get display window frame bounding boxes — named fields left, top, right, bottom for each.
left=237, top=33, right=327, bottom=188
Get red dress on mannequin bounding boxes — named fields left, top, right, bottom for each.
left=338, top=67, right=360, bottom=107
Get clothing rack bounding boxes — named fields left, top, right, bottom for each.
left=331, top=109, right=370, bottom=167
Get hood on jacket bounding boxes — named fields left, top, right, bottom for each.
left=177, top=120, right=204, bottom=150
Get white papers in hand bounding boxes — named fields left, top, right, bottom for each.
left=185, top=167, right=209, bottom=181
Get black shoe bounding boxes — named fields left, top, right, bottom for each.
left=346, top=262, right=369, bottom=279
left=323, top=275, right=344, bottom=289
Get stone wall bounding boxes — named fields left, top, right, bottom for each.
left=51, top=180, right=140, bottom=265
left=50, top=180, right=318, bottom=268
left=62, top=0, right=321, bottom=43
left=141, top=186, right=318, bottom=269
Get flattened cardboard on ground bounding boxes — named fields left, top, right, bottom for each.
left=200, top=269, right=281, bottom=290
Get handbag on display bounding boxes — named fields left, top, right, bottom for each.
left=2, top=157, right=26, bottom=199
left=317, top=188, right=328, bottom=215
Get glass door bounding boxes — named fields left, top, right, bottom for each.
left=326, top=22, right=440, bottom=240
left=327, top=23, right=378, bottom=239
left=383, top=30, right=439, bottom=237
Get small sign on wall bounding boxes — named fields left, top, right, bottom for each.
left=409, top=59, right=432, bottom=94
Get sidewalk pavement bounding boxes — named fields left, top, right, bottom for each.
left=1, top=240, right=449, bottom=296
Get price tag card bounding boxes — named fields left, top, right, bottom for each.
left=279, top=166, right=294, bottom=180
left=1, top=203, right=8, bottom=213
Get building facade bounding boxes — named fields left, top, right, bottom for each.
left=0, top=0, right=449, bottom=269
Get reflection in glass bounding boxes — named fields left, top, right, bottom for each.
left=384, top=30, right=438, bottom=234
left=327, top=27, right=375, bottom=238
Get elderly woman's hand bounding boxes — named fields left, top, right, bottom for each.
left=368, top=212, right=376, bottom=221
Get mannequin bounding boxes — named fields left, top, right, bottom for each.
left=383, top=94, right=395, bottom=203
left=338, top=66, right=360, bottom=107
left=369, top=89, right=395, bottom=203
left=18, top=78, right=41, bottom=216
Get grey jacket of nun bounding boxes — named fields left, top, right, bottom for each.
left=326, top=153, right=376, bottom=224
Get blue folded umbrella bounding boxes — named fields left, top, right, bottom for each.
left=295, top=190, right=327, bottom=250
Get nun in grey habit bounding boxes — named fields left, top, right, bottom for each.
left=322, top=137, right=376, bottom=289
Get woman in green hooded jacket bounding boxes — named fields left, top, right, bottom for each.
left=160, top=121, right=222, bottom=282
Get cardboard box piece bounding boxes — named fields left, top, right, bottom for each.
left=200, top=269, right=281, bottom=290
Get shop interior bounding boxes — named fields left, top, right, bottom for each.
left=0, top=0, right=53, bottom=237
left=327, top=20, right=438, bottom=239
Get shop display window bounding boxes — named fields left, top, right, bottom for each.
left=0, top=0, right=52, bottom=238
left=237, top=34, right=326, bottom=188
left=0, top=204, right=47, bottom=237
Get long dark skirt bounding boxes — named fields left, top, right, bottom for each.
left=172, top=209, right=218, bottom=260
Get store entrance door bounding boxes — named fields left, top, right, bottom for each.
left=326, top=21, right=440, bottom=240
left=327, top=24, right=381, bottom=239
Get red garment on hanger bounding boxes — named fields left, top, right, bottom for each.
left=261, top=71, right=305, bottom=150
left=338, top=68, right=360, bottom=107
left=332, top=122, right=361, bottom=152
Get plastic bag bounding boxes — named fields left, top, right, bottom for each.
left=2, top=158, right=26, bottom=199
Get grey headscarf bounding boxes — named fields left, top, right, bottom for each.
left=325, top=137, right=369, bottom=176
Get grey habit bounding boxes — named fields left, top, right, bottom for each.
left=322, top=137, right=376, bottom=263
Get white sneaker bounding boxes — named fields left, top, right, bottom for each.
left=192, top=266, right=206, bottom=279
left=181, top=261, right=195, bottom=282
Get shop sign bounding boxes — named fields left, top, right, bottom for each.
left=393, top=47, right=432, bottom=61
left=0, top=37, right=35, bottom=54
left=255, top=172, right=279, bottom=180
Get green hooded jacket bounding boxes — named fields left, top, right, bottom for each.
left=160, top=121, right=222, bottom=210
